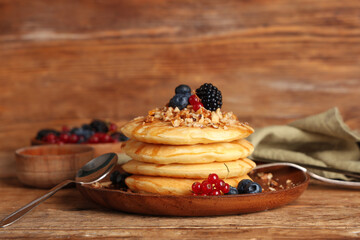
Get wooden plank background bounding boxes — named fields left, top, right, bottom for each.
left=0, top=0, right=360, bottom=176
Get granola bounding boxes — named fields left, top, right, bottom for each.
left=255, top=172, right=296, bottom=191
left=144, top=106, right=246, bottom=129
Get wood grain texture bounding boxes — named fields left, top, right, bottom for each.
left=0, top=1, right=360, bottom=237
left=0, top=178, right=359, bottom=239
left=1, top=0, right=360, bottom=130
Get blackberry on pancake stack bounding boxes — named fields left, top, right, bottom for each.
left=121, top=83, right=256, bottom=195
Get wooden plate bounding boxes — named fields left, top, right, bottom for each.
left=77, top=164, right=310, bottom=216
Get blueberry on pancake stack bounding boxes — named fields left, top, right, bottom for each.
left=120, top=83, right=255, bottom=195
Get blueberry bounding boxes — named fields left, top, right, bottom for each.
left=70, top=127, right=81, bottom=135
left=90, top=120, right=108, bottom=133
left=226, top=186, right=239, bottom=195
left=81, top=124, right=92, bottom=131
left=77, top=135, right=86, bottom=143
left=169, top=94, right=189, bottom=110
left=111, top=132, right=129, bottom=142
left=175, top=84, right=191, bottom=95
left=82, top=129, right=94, bottom=139
left=243, top=182, right=262, bottom=194
left=237, top=179, right=253, bottom=193
left=36, top=129, right=60, bottom=140
left=115, top=174, right=127, bottom=188
left=110, top=171, right=131, bottom=188
left=110, top=170, right=120, bottom=184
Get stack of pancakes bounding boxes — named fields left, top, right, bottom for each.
left=121, top=117, right=255, bottom=195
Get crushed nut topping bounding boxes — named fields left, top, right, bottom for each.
left=255, top=172, right=296, bottom=191
left=91, top=181, right=112, bottom=189
left=144, top=106, right=242, bottom=128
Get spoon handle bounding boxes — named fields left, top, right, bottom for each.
left=0, top=179, right=73, bottom=228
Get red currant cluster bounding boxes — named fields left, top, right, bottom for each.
left=188, top=94, right=204, bottom=111
left=191, top=173, right=230, bottom=196
left=37, top=120, right=129, bottom=145
left=42, top=132, right=80, bottom=144
left=42, top=125, right=118, bottom=144
left=87, top=132, right=118, bottom=144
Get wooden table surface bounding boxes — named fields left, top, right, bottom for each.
left=1, top=177, right=360, bottom=239
left=1, top=0, right=360, bottom=239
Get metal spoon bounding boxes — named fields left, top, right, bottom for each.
left=254, top=162, right=360, bottom=189
left=0, top=152, right=118, bottom=228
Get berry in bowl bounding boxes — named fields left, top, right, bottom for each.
left=32, top=120, right=129, bottom=157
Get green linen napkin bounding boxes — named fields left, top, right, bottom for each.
left=247, top=108, right=360, bottom=180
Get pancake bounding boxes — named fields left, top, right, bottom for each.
left=121, top=117, right=254, bottom=145
left=123, top=139, right=254, bottom=164
left=122, top=158, right=256, bottom=179
left=125, top=175, right=252, bottom=195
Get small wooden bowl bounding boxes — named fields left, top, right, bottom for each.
left=16, top=145, right=95, bottom=188
left=31, top=138, right=123, bottom=157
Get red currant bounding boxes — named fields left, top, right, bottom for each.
left=109, top=123, right=117, bottom=132
left=44, top=133, right=56, bottom=143
left=210, top=189, right=221, bottom=196
left=59, top=133, right=70, bottom=143
left=100, top=134, right=111, bottom=143
left=78, top=135, right=85, bottom=143
left=221, top=183, right=230, bottom=194
left=201, top=193, right=208, bottom=196
left=189, top=95, right=200, bottom=105
left=94, top=132, right=106, bottom=139
left=192, top=182, right=202, bottom=194
left=69, top=134, right=79, bottom=143
left=192, top=193, right=198, bottom=196
left=215, top=179, right=226, bottom=190
left=208, top=173, right=219, bottom=184
left=88, top=135, right=100, bottom=144
left=201, top=181, right=213, bottom=194
left=193, top=102, right=203, bottom=111
left=62, top=125, right=70, bottom=132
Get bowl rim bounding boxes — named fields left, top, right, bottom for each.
left=15, top=144, right=95, bottom=157
left=31, top=137, right=125, bottom=146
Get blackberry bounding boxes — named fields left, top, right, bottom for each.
left=90, top=119, right=108, bottom=133
left=195, top=83, right=222, bottom=111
